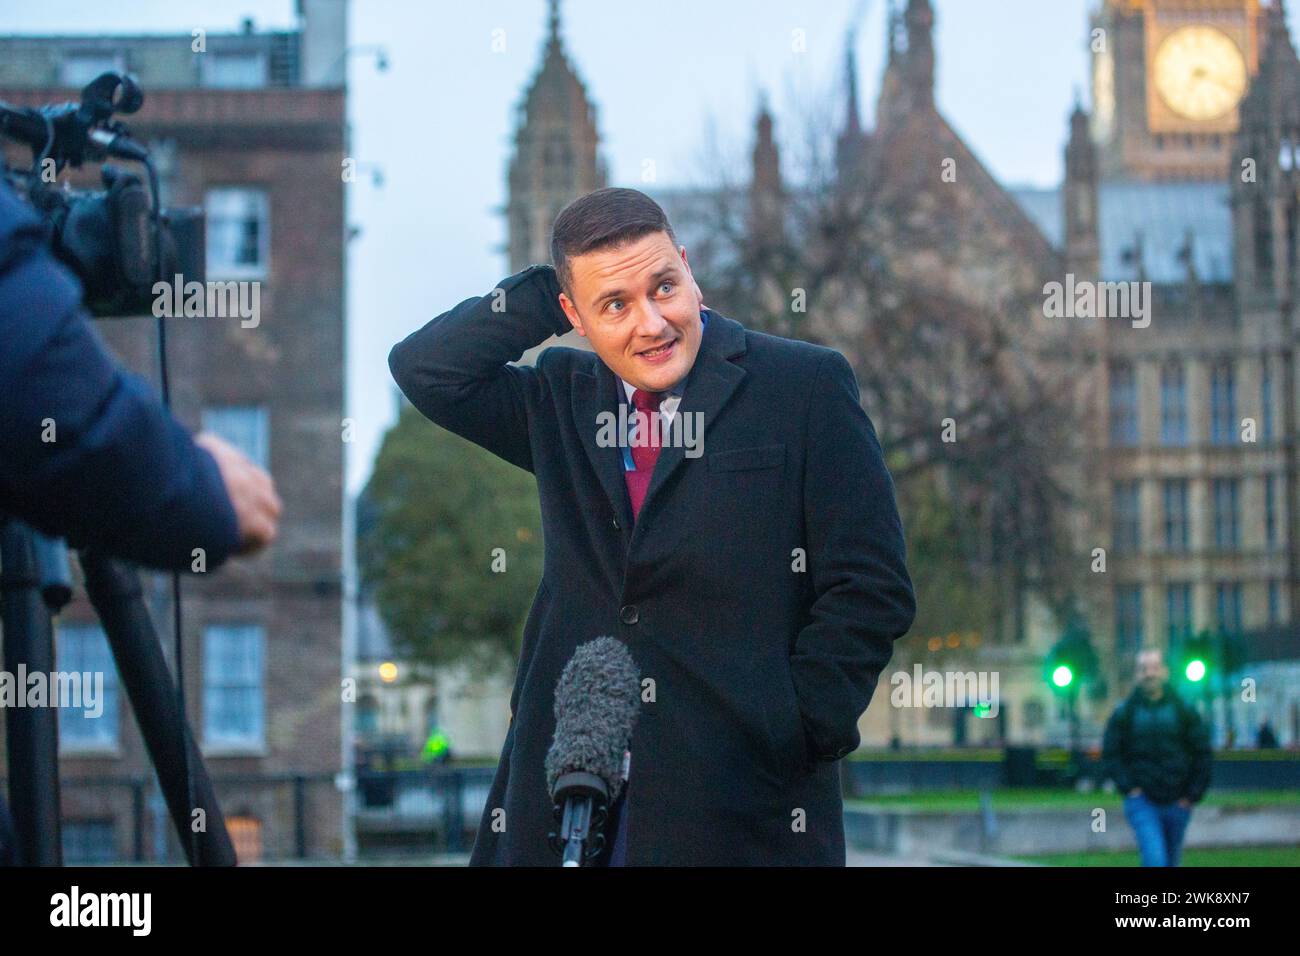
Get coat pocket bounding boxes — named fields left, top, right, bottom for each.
left=707, top=442, right=785, bottom=473
left=760, top=658, right=809, bottom=780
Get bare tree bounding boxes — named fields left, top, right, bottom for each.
left=680, top=92, right=1090, bottom=646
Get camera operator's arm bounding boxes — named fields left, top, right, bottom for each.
left=0, top=184, right=279, bottom=570
left=388, top=264, right=571, bottom=472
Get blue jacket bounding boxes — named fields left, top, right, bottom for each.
left=0, top=181, right=241, bottom=570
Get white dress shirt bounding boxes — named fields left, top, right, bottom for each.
left=618, top=377, right=683, bottom=426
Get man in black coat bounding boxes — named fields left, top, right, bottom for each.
left=389, top=187, right=915, bottom=865
left=1101, top=648, right=1212, bottom=867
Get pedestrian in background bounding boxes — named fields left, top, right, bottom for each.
left=1102, top=648, right=1212, bottom=866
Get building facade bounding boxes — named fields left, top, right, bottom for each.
left=500, top=0, right=1300, bottom=749
left=1056, top=0, right=1298, bottom=744
left=0, top=0, right=348, bottom=860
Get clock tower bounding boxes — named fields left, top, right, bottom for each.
left=1092, top=0, right=1261, bottom=180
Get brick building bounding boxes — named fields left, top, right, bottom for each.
left=0, top=0, right=348, bottom=860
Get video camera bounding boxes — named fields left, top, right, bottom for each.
left=0, top=71, right=204, bottom=316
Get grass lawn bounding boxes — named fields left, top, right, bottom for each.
left=845, top=788, right=1300, bottom=813
left=1012, top=845, right=1300, bottom=867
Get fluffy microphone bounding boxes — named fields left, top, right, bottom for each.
left=544, top=636, right=640, bottom=866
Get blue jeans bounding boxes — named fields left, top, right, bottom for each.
left=1123, top=792, right=1192, bottom=867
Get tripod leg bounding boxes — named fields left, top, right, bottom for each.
left=0, top=520, right=64, bottom=865
left=79, top=550, right=237, bottom=866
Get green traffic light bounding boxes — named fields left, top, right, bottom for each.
left=1051, top=664, right=1074, bottom=688
left=1185, top=659, right=1207, bottom=682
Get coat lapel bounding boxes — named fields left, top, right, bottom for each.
left=572, top=360, right=634, bottom=533
left=635, top=312, right=747, bottom=536
left=570, top=309, right=749, bottom=543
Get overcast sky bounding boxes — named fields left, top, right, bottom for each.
left=6, top=1, right=1293, bottom=491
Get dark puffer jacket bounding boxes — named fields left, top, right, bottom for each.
left=1101, top=684, right=1212, bottom=805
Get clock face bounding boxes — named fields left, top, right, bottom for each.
left=1153, top=26, right=1248, bottom=121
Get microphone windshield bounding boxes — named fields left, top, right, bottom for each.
left=544, top=636, right=641, bottom=801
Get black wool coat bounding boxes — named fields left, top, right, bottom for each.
left=389, top=264, right=916, bottom=865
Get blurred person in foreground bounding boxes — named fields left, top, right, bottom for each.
left=390, top=187, right=915, bottom=865
left=1101, top=648, right=1212, bottom=867
left=0, top=179, right=282, bottom=864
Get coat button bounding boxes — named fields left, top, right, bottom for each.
left=620, top=604, right=639, bottom=625
left=612, top=517, right=620, bottom=529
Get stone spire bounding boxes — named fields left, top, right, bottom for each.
left=902, top=0, right=935, bottom=109
left=749, top=92, right=785, bottom=244
left=1232, top=0, right=1300, bottom=302
left=836, top=29, right=870, bottom=182
left=505, top=0, right=607, bottom=271
left=1064, top=93, right=1099, bottom=279
left=877, top=0, right=935, bottom=128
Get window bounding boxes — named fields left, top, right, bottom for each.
left=357, top=695, right=379, bottom=736
left=62, top=820, right=117, bottom=864
left=61, top=52, right=124, bottom=88
left=205, top=188, right=269, bottom=279
left=1166, top=583, right=1193, bottom=647
left=1163, top=479, right=1189, bottom=553
left=1115, top=585, right=1144, bottom=657
left=1160, top=363, right=1188, bottom=446
left=1215, top=582, right=1243, bottom=637
left=56, top=625, right=119, bottom=750
left=1265, top=475, right=1278, bottom=549
left=201, top=406, right=269, bottom=468
left=1213, top=478, right=1239, bottom=549
left=1261, top=361, right=1275, bottom=442
left=1022, top=699, right=1046, bottom=729
left=1268, top=581, right=1282, bottom=626
left=1112, top=480, right=1142, bottom=554
left=203, top=625, right=265, bottom=749
left=200, top=52, right=268, bottom=88
left=1109, top=362, right=1139, bottom=446
left=1210, top=360, right=1236, bottom=445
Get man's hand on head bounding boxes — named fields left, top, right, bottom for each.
left=528, top=264, right=571, bottom=336
left=195, top=431, right=282, bottom=556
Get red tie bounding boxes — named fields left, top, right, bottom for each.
left=625, top=388, right=664, bottom=519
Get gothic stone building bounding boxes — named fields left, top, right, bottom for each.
left=499, top=0, right=1299, bottom=748
left=1032, top=0, right=1300, bottom=745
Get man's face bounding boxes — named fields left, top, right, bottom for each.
left=1136, top=651, right=1168, bottom=696
left=557, top=231, right=705, bottom=393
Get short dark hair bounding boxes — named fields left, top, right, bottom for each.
left=549, top=187, right=678, bottom=303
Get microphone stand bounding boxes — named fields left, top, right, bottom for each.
left=549, top=771, right=611, bottom=867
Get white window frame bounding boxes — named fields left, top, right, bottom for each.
left=199, top=51, right=269, bottom=89
left=202, top=624, right=266, bottom=754
left=60, top=51, right=125, bottom=88
left=200, top=405, right=270, bottom=469
left=56, top=624, right=120, bottom=755
left=205, top=187, right=270, bottom=280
